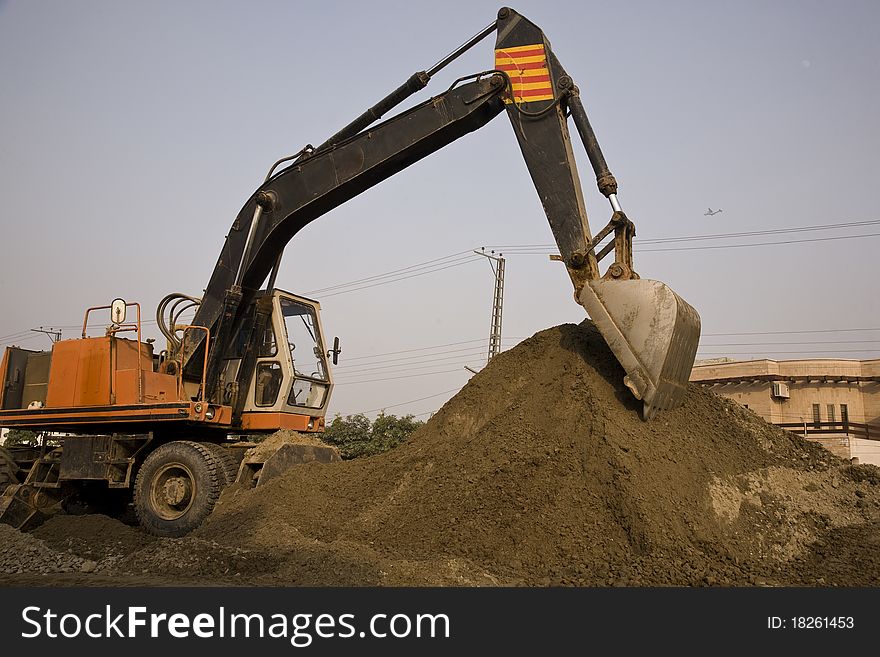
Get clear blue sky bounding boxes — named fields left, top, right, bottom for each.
left=1, top=0, right=878, bottom=419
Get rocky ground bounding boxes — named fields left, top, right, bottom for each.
left=1, top=321, right=878, bottom=586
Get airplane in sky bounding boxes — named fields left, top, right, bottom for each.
left=704, top=207, right=723, bottom=216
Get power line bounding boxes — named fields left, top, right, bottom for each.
left=488, top=218, right=880, bottom=250
left=0, top=318, right=163, bottom=346
left=304, top=252, right=481, bottom=298
left=336, top=330, right=878, bottom=367
left=339, top=338, right=487, bottom=362
left=495, top=232, right=880, bottom=255
left=639, top=219, right=880, bottom=244
left=349, top=387, right=463, bottom=415
left=334, top=348, right=489, bottom=376
left=306, top=251, right=473, bottom=295
left=703, top=328, right=880, bottom=336
left=335, top=360, right=479, bottom=380
left=318, top=257, right=482, bottom=298
left=0, top=329, right=36, bottom=342
left=335, top=343, right=501, bottom=369
left=641, top=232, right=880, bottom=252
left=334, top=360, right=484, bottom=382
left=0, top=333, right=44, bottom=348
left=334, top=341, right=880, bottom=380
left=3, top=217, right=877, bottom=342
left=333, top=367, right=466, bottom=385
left=339, top=336, right=528, bottom=363
left=335, top=355, right=488, bottom=379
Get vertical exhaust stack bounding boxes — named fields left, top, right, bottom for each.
left=496, top=7, right=701, bottom=419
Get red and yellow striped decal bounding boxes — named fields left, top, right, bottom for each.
left=494, top=43, right=555, bottom=104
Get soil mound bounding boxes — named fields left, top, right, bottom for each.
left=246, top=429, right=330, bottom=459
left=1, top=321, right=878, bottom=586
left=33, top=514, right=154, bottom=560
left=197, top=321, right=880, bottom=585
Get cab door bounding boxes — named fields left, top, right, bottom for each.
left=275, top=293, right=332, bottom=414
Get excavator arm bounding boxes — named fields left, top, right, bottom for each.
left=178, top=7, right=700, bottom=420
left=495, top=9, right=701, bottom=418
left=184, top=74, right=510, bottom=406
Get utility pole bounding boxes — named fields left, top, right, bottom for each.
left=30, top=326, right=62, bottom=344
left=474, top=248, right=505, bottom=362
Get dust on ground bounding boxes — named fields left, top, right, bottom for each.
left=1, top=321, right=878, bottom=586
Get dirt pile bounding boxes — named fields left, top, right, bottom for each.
left=33, top=513, right=154, bottom=561
left=1, top=321, right=878, bottom=586
left=3, top=514, right=268, bottom=585
left=195, top=321, right=880, bottom=585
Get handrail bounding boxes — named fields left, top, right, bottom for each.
left=82, top=302, right=141, bottom=340
left=775, top=420, right=877, bottom=442
left=82, top=302, right=143, bottom=403
left=179, top=325, right=210, bottom=404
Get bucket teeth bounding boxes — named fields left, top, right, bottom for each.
left=577, top=279, right=701, bottom=420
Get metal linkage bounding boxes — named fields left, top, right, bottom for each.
left=563, top=85, right=636, bottom=278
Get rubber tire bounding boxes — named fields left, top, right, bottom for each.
left=0, top=447, right=19, bottom=496
left=201, top=442, right=240, bottom=486
left=134, top=441, right=224, bottom=538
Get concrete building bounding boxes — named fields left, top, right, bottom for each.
left=690, top=358, right=880, bottom=465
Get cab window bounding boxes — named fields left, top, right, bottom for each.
left=280, top=299, right=327, bottom=382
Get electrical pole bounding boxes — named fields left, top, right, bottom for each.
left=474, top=248, right=505, bottom=362
left=30, top=326, right=62, bottom=344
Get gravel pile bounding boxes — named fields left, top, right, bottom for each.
left=0, top=523, right=88, bottom=575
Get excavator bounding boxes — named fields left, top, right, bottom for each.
left=0, top=8, right=700, bottom=537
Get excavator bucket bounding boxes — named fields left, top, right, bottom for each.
left=578, top=279, right=700, bottom=420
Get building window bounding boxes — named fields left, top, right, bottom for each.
left=812, top=404, right=821, bottom=428
left=841, top=404, right=849, bottom=427
left=827, top=404, right=836, bottom=424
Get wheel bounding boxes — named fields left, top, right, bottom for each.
left=201, top=442, right=240, bottom=486
left=133, top=441, right=224, bottom=537
left=0, top=447, right=20, bottom=496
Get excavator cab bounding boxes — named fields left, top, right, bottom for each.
left=223, top=290, right=334, bottom=418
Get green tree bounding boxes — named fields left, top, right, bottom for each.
left=322, top=412, right=423, bottom=459
left=322, top=413, right=372, bottom=458
left=371, top=412, right=423, bottom=453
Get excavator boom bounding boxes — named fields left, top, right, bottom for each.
left=182, top=6, right=700, bottom=420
